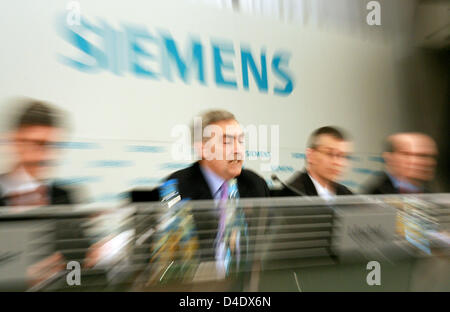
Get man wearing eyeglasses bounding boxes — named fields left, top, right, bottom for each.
left=0, top=99, right=114, bottom=289
left=0, top=99, right=71, bottom=206
left=364, top=133, right=438, bottom=194
left=280, top=126, right=353, bottom=199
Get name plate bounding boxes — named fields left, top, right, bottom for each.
left=331, top=204, right=397, bottom=259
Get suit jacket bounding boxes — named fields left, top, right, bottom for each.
left=166, top=161, right=270, bottom=200
left=165, top=162, right=270, bottom=260
left=363, top=171, right=431, bottom=195
left=0, top=180, right=73, bottom=206
left=0, top=175, right=90, bottom=262
left=279, top=170, right=353, bottom=197
left=363, top=171, right=399, bottom=195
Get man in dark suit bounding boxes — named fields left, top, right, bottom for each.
left=364, top=133, right=438, bottom=194
left=166, top=109, right=269, bottom=200
left=165, top=110, right=269, bottom=272
left=280, top=126, right=353, bottom=199
left=0, top=99, right=74, bottom=206
left=167, top=161, right=269, bottom=200
left=0, top=99, right=99, bottom=288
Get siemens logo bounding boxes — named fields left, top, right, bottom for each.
left=246, top=151, right=271, bottom=158
left=348, top=156, right=361, bottom=162
left=127, top=145, right=166, bottom=153
left=88, top=160, right=134, bottom=168
left=93, top=192, right=128, bottom=202
left=291, top=153, right=305, bottom=159
left=55, top=176, right=102, bottom=186
left=271, top=165, right=294, bottom=173
left=53, top=141, right=101, bottom=150
left=353, top=168, right=383, bottom=176
left=57, top=16, right=294, bottom=96
left=339, top=180, right=359, bottom=188
left=368, top=156, right=384, bottom=163
left=160, top=163, right=190, bottom=170
left=129, top=178, right=162, bottom=186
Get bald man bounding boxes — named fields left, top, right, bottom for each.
left=364, top=133, right=438, bottom=194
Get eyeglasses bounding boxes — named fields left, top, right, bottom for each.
left=395, top=151, right=437, bottom=160
left=313, top=147, right=351, bottom=160
left=16, top=139, right=56, bottom=150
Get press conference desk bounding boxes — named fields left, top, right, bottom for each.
left=257, top=256, right=450, bottom=292
left=1, top=194, right=449, bottom=292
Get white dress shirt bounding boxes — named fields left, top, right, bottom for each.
left=308, top=173, right=335, bottom=201
left=0, top=166, right=43, bottom=196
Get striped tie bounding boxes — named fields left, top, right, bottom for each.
left=216, top=182, right=229, bottom=246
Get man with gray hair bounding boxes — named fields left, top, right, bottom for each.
left=165, top=109, right=269, bottom=267
left=166, top=109, right=269, bottom=200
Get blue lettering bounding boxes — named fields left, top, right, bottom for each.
left=272, top=52, right=293, bottom=95
left=162, top=35, right=205, bottom=84
left=241, top=48, right=268, bottom=92
left=58, top=17, right=108, bottom=72
left=57, top=16, right=295, bottom=96
left=213, top=42, right=237, bottom=89
left=125, top=26, right=159, bottom=78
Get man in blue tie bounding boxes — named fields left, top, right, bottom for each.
left=165, top=109, right=269, bottom=267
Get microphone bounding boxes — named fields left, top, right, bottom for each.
left=271, top=174, right=307, bottom=197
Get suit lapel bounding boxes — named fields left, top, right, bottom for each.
left=191, top=162, right=215, bottom=200
left=335, top=184, right=349, bottom=195
left=288, top=170, right=318, bottom=196
left=301, top=171, right=319, bottom=196
left=236, top=175, right=247, bottom=197
left=379, top=173, right=399, bottom=194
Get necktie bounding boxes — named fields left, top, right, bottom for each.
left=216, top=182, right=229, bottom=243
left=215, top=182, right=229, bottom=277
left=215, top=181, right=246, bottom=277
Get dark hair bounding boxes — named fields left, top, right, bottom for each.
left=307, top=126, right=348, bottom=148
left=14, top=100, right=62, bottom=130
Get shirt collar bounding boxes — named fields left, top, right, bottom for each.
left=0, top=166, right=45, bottom=196
left=199, top=164, right=226, bottom=199
left=386, top=172, right=422, bottom=193
left=307, top=171, right=335, bottom=201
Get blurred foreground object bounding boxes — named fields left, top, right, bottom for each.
left=0, top=194, right=448, bottom=291
left=142, top=180, right=199, bottom=286
left=0, top=98, right=71, bottom=205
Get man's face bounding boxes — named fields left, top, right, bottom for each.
left=386, top=134, right=437, bottom=185
left=306, top=134, right=351, bottom=183
left=11, top=125, right=61, bottom=180
left=201, top=119, right=245, bottom=180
